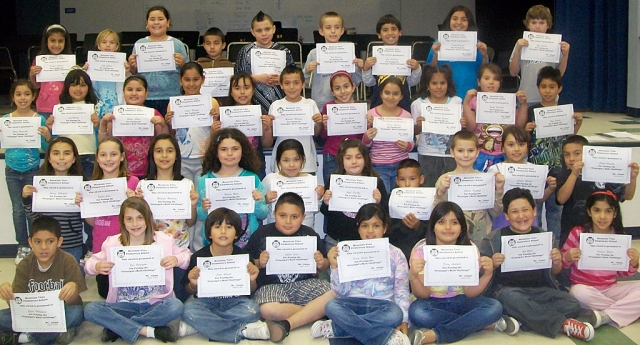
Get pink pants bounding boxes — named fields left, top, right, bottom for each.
left=570, top=282, right=640, bottom=327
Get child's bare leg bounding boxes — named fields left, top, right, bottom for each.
left=260, top=302, right=303, bottom=321
left=288, top=291, right=335, bottom=330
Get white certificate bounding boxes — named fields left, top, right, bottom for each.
left=501, top=232, right=553, bottom=273
left=326, top=103, right=367, bottom=136
left=35, top=54, right=75, bottom=82
left=448, top=174, right=495, bottom=211
left=52, top=103, right=94, bottom=135
left=437, top=31, right=477, bottom=62
left=424, top=245, right=479, bottom=286
left=201, top=67, right=234, bottom=97
left=582, top=146, right=632, bottom=184
left=372, top=117, right=414, bottom=142
left=521, top=31, right=562, bottom=63
left=206, top=176, right=255, bottom=214
left=534, top=105, right=574, bottom=138
left=476, top=92, right=517, bottom=125
left=272, top=104, right=314, bottom=136
left=110, top=245, right=165, bottom=287
left=499, top=163, right=548, bottom=199
left=197, top=255, right=251, bottom=297
left=112, top=105, right=155, bottom=136
left=266, top=236, right=317, bottom=275
left=389, top=187, right=436, bottom=221
left=32, top=176, right=83, bottom=213
left=141, top=180, right=192, bottom=219
left=271, top=176, right=318, bottom=212
left=316, top=43, right=356, bottom=74
left=0, top=117, right=41, bottom=149
left=421, top=103, right=462, bottom=135
left=80, top=177, right=127, bottom=218
left=578, top=233, right=631, bottom=271
left=328, top=174, right=377, bottom=212
left=87, top=51, right=126, bottom=82
left=10, top=290, right=66, bottom=333
left=251, top=49, right=286, bottom=75
left=220, top=105, right=263, bottom=137
left=169, top=95, right=213, bottom=129
left=337, top=238, right=391, bottom=282
left=371, top=46, right=412, bottom=76
left=135, top=41, right=175, bottom=72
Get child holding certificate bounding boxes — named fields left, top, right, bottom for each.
left=3, top=80, right=51, bottom=265
left=179, top=208, right=269, bottom=342
left=562, top=191, right=640, bottom=328
left=263, top=139, right=324, bottom=228
left=22, top=137, right=85, bottom=263
left=480, top=188, right=598, bottom=341
left=556, top=135, right=639, bottom=246
left=0, top=216, right=87, bottom=345
left=311, top=203, right=411, bottom=344
left=462, top=63, right=528, bottom=172
left=84, top=197, right=191, bottom=343
left=196, top=128, right=268, bottom=248
left=409, top=202, right=516, bottom=344
left=363, top=76, right=415, bottom=192
left=433, top=130, right=504, bottom=245
left=245, top=193, right=332, bottom=342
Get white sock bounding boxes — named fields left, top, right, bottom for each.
left=145, top=327, right=156, bottom=338
left=18, top=333, right=31, bottom=343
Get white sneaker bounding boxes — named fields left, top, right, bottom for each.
left=15, top=247, right=31, bottom=265
left=590, top=310, right=610, bottom=328
left=494, top=315, right=520, bottom=335
left=310, top=320, right=334, bottom=338
left=386, top=330, right=411, bottom=345
left=178, top=321, right=198, bottom=337
left=242, top=321, right=270, bottom=340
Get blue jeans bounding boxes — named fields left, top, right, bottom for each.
left=325, top=297, right=403, bottom=345
left=84, top=298, right=183, bottom=343
left=537, top=192, right=563, bottom=246
left=5, top=166, right=38, bottom=246
left=0, top=304, right=84, bottom=345
left=79, top=154, right=95, bottom=253
left=183, top=297, right=260, bottom=343
left=409, top=295, right=502, bottom=343
left=173, top=268, right=189, bottom=303
left=323, top=154, right=338, bottom=186
left=144, top=99, right=169, bottom=117
left=62, top=246, right=83, bottom=265
left=372, top=162, right=399, bottom=194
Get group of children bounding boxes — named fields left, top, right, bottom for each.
left=1, top=3, right=639, bottom=345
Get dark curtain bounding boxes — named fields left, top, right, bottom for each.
left=555, top=0, right=628, bottom=112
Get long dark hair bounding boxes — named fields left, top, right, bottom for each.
left=426, top=202, right=470, bottom=245
left=417, top=64, right=456, bottom=99
left=335, top=139, right=377, bottom=177
left=228, top=72, right=256, bottom=106
left=40, top=137, right=84, bottom=178
left=179, top=62, right=204, bottom=95
left=355, top=203, right=390, bottom=237
left=584, top=191, right=624, bottom=235
left=59, top=69, right=99, bottom=105
left=38, top=24, right=73, bottom=55
left=145, top=134, right=183, bottom=180
left=441, top=5, right=477, bottom=31
left=275, top=139, right=305, bottom=172
left=201, top=128, right=261, bottom=175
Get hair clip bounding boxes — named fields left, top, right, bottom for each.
left=591, top=190, right=617, bottom=201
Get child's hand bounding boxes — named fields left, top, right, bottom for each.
left=268, top=74, right=280, bottom=86
left=261, top=115, right=273, bottom=131
left=550, top=248, right=562, bottom=266
left=515, top=90, right=527, bottom=104
left=187, top=266, right=200, bottom=287
left=397, top=323, right=408, bottom=336
left=402, top=213, right=420, bottom=230
left=407, top=59, right=420, bottom=71
left=135, top=186, right=144, bottom=197
left=313, top=250, right=324, bottom=269
left=164, top=111, right=174, bottom=125
left=516, top=38, right=529, bottom=49
left=396, top=140, right=409, bottom=152
left=323, top=190, right=332, bottom=205
left=160, top=255, right=178, bottom=269
left=74, top=192, right=83, bottom=206
left=252, top=189, right=263, bottom=201
left=58, top=282, right=77, bottom=302
left=366, top=114, right=374, bottom=127
left=573, top=112, right=583, bottom=129
left=254, top=74, right=271, bottom=85
left=211, top=120, right=222, bottom=132
left=560, top=41, right=570, bottom=55
left=570, top=161, right=584, bottom=177
left=327, top=246, right=339, bottom=269
left=460, top=117, right=467, bottom=128
left=247, top=262, right=259, bottom=281
left=202, top=197, right=211, bottom=211
left=0, top=282, right=14, bottom=302
left=258, top=250, right=269, bottom=269
left=101, top=113, right=115, bottom=124
left=479, top=256, right=494, bottom=275
left=150, top=116, right=165, bottom=126
left=173, top=53, right=185, bottom=67
left=266, top=191, right=278, bottom=204
left=464, top=89, right=477, bottom=103
left=525, top=122, right=536, bottom=132
left=416, top=116, right=425, bottom=127
left=315, top=185, right=325, bottom=200
left=127, top=54, right=138, bottom=70
left=81, top=62, right=89, bottom=71
left=363, top=57, right=376, bottom=71
left=209, top=106, right=219, bottom=118
left=322, top=114, right=329, bottom=128
left=95, top=261, right=115, bottom=275
left=628, top=248, right=639, bottom=268
left=409, top=257, right=425, bottom=278
left=38, top=126, right=51, bottom=140
left=90, top=113, right=100, bottom=127
left=491, top=253, right=505, bottom=268
left=354, top=58, right=364, bottom=69
left=125, top=188, right=136, bottom=198
left=364, top=128, right=378, bottom=141
left=564, top=248, right=581, bottom=263
left=431, top=42, right=441, bottom=53
left=30, top=65, right=43, bottom=77
left=436, top=175, right=451, bottom=196
left=190, top=187, right=199, bottom=207
left=312, top=113, right=323, bottom=125
left=477, top=42, right=488, bottom=57
left=495, top=172, right=505, bottom=191
left=45, top=115, right=55, bottom=129
left=546, top=176, right=557, bottom=191
left=629, top=162, right=639, bottom=180
left=124, top=61, right=131, bottom=76
left=372, top=188, right=382, bottom=203
left=22, top=185, right=37, bottom=198
left=306, top=61, right=319, bottom=73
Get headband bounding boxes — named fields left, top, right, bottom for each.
left=330, top=70, right=353, bottom=84
left=46, top=24, right=66, bottom=32
left=591, top=190, right=617, bottom=201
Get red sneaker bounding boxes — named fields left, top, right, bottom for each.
left=563, top=318, right=594, bottom=341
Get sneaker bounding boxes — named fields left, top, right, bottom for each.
left=0, top=331, right=19, bottom=345
left=101, top=328, right=121, bottom=343
left=563, top=319, right=594, bottom=341
left=55, top=327, right=78, bottom=345
left=14, top=247, right=31, bottom=265
left=178, top=321, right=198, bottom=337
left=154, top=326, right=178, bottom=343
left=310, top=320, right=334, bottom=338
left=386, top=330, right=411, bottom=345
left=266, top=320, right=290, bottom=342
left=412, top=329, right=426, bottom=345
left=590, top=310, right=610, bottom=328
left=494, top=315, right=520, bottom=335
left=242, top=321, right=270, bottom=340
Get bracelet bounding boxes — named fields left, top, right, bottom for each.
left=99, top=131, right=107, bottom=135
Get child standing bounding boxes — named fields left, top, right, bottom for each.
left=463, top=63, right=528, bottom=172
left=234, top=11, right=295, bottom=114
left=509, top=5, right=570, bottom=106
left=245, top=192, right=333, bottom=342
left=562, top=191, right=640, bottom=328
left=196, top=128, right=268, bottom=249
left=196, top=27, right=234, bottom=69
left=29, top=24, right=74, bottom=118
left=410, top=202, right=516, bottom=344
left=180, top=208, right=269, bottom=342
left=84, top=197, right=191, bottom=343
left=428, top=6, right=488, bottom=98
left=480, top=188, right=598, bottom=341
left=363, top=77, right=415, bottom=192
left=433, top=130, right=504, bottom=245
left=363, top=14, right=421, bottom=112
left=0, top=217, right=87, bottom=345
left=411, top=65, right=463, bottom=186
left=311, top=203, right=411, bottom=345
left=3, top=80, right=51, bottom=264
